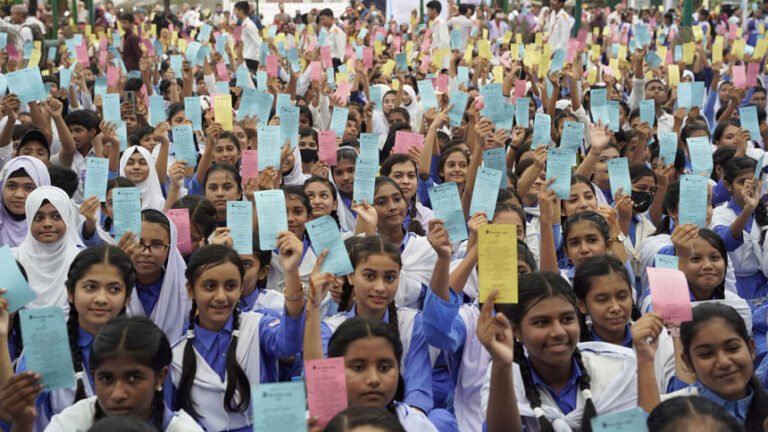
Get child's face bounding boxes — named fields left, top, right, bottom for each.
left=373, top=183, right=406, bottom=231
left=685, top=237, right=726, bottom=299
left=286, top=197, right=309, bottom=238
left=232, top=125, right=249, bottom=150
left=205, top=171, right=241, bottom=215
left=594, top=147, right=620, bottom=185
left=348, top=254, right=400, bottom=318
left=565, top=220, right=610, bottom=267
left=2, top=175, right=36, bottom=217
left=188, top=261, right=242, bottom=331
left=169, top=110, right=186, bottom=126
left=125, top=152, right=150, bottom=184
left=305, top=182, right=336, bottom=219
left=332, top=159, right=356, bottom=196
left=69, top=263, right=129, bottom=334
left=94, top=357, right=167, bottom=421
left=388, top=162, right=418, bottom=201
left=728, top=169, right=755, bottom=209
left=563, top=182, right=598, bottom=217
left=132, top=221, right=170, bottom=280
left=139, top=134, right=159, bottom=153
left=382, top=94, right=396, bottom=114
left=683, top=318, right=755, bottom=401
left=212, top=138, right=241, bottom=167
left=514, top=296, right=579, bottom=372
left=31, top=202, right=67, bottom=243
left=122, top=114, right=139, bottom=134
left=239, top=254, right=268, bottom=297
left=344, top=336, right=399, bottom=407
left=577, top=272, right=632, bottom=341
left=68, top=124, right=96, bottom=152
left=716, top=125, right=741, bottom=148
left=18, top=142, right=49, bottom=164
left=439, top=152, right=469, bottom=185
left=492, top=210, right=526, bottom=242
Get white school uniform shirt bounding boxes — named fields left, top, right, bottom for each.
left=240, top=18, right=262, bottom=62
left=480, top=342, right=639, bottom=432
left=452, top=305, right=492, bottom=432
left=322, top=24, right=347, bottom=61
left=50, top=146, right=96, bottom=205
left=711, top=202, right=768, bottom=278
left=44, top=397, right=203, bottom=432
left=394, top=402, right=439, bottom=432
left=170, top=312, right=264, bottom=431
left=396, top=234, right=438, bottom=309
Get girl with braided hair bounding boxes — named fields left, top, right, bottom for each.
left=0, top=245, right=135, bottom=431
left=480, top=272, right=639, bottom=432
left=170, top=243, right=305, bottom=431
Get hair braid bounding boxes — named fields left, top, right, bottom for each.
left=175, top=302, right=199, bottom=418
left=406, top=201, right=425, bottom=236
left=67, top=302, right=86, bottom=402
left=151, top=390, right=165, bottom=432
left=573, top=348, right=597, bottom=432
left=386, top=302, right=400, bottom=344
left=513, top=340, right=555, bottom=432
left=223, top=307, right=251, bottom=413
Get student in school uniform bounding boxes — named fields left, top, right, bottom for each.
left=1, top=246, right=135, bottom=431
left=0, top=316, right=203, bottom=432
left=331, top=147, right=360, bottom=232
left=202, top=164, right=245, bottom=227
left=480, top=272, right=639, bottom=432
left=124, top=209, right=191, bottom=341
left=380, top=154, right=434, bottom=235
left=170, top=244, right=305, bottom=431
left=0, top=156, right=51, bottom=248
left=117, top=146, right=166, bottom=210
left=238, top=231, right=283, bottom=315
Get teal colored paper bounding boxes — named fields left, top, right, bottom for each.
left=450, top=29, right=461, bottom=50
left=112, top=187, right=141, bottom=240
left=84, top=157, right=109, bottom=202
left=280, top=105, right=300, bottom=147
left=591, top=407, right=649, bottom=432
left=257, top=125, right=281, bottom=170
left=677, top=82, right=692, bottom=111
left=457, top=66, right=469, bottom=85
left=740, top=106, right=761, bottom=141
left=678, top=174, right=708, bottom=228
left=590, top=88, right=607, bottom=107
left=495, top=103, right=515, bottom=132
left=117, top=121, right=128, bottom=151
left=639, top=99, right=655, bottom=126
left=607, top=157, right=632, bottom=197
left=395, top=53, right=407, bottom=71
left=236, top=65, right=252, bottom=88
left=658, top=131, right=678, bottom=166
left=483, top=147, right=507, bottom=189
left=215, top=34, right=227, bottom=55
left=102, top=93, right=121, bottom=124
left=198, top=23, right=213, bottom=42
left=185, top=41, right=202, bottom=63
left=20, top=307, right=75, bottom=391
left=428, top=183, right=468, bottom=242
left=257, top=71, right=268, bottom=91
left=417, top=80, right=438, bottom=110
left=447, top=90, right=468, bottom=127
left=245, top=90, right=273, bottom=125
left=691, top=81, right=704, bottom=108
left=6, top=67, right=46, bottom=103
left=353, top=157, right=377, bottom=204
left=560, top=121, right=584, bottom=152
left=606, top=100, right=620, bottom=132
left=329, top=107, right=349, bottom=138
left=149, top=95, right=165, bottom=126
left=515, top=97, right=530, bottom=127
left=276, top=93, right=292, bottom=116
left=0, top=245, right=35, bottom=313
left=60, top=68, right=72, bottom=90
left=359, top=133, right=379, bottom=162
left=307, top=216, right=354, bottom=276
left=215, top=81, right=229, bottom=94
left=369, top=85, right=382, bottom=111
left=655, top=254, right=679, bottom=269
left=172, top=125, right=197, bottom=167
left=184, top=96, right=203, bottom=131
left=531, top=113, right=551, bottom=149
left=686, top=136, right=713, bottom=177
left=550, top=48, right=567, bottom=72
left=251, top=381, right=307, bottom=432
left=227, top=201, right=253, bottom=254
left=170, top=55, right=182, bottom=77
left=469, top=167, right=503, bottom=220
left=546, top=147, right=572, bottom=199
left=255, top=190, right=288, bottom=250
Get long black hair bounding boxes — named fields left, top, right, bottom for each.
left=496, top=272, right=597, bottom=432
left=176, top=245, right=250, bottom=418
left=380, top=154, right=425, bottom=236
left=723, top=156, right=768, bottom=240
left=90, top=316, right=171, bottom=432
left=66, top=246, right=136, bottom=402
left=647, top=395, right=745, bottom=432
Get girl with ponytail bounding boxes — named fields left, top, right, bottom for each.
left=304, top=234, right=435, bottom=417
left=480, top=272, right=639, bottom=432
left=3, top=316, right=202, bottom=432
left=171, top=243, right=305, bottom=431
left=1, top=246, right=135, bottom=431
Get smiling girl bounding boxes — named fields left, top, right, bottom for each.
left=171, top=244, right=305, bottom=431
left=304, top=175, right=340, bottom=223
left=0, top=156, right=51, bottom=247
left=203, top=164, right=242, bottom=226
left=118, top=146, right=166, bottom=210
left=380, top=154, right=433, bottom=235
left=332, top=147, right=359, bottom=232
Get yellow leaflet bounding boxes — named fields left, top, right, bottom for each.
left=308, top=24, right=314, bottom=35
left=586, top=33, right=593, bottom=45
left=214, top=95, right=233, bottom=131
left=510, top=43, right=519, bottom=60
left=617, top=44, right=627, bottom=60
left=41, top=69, right=49, bottom=76
left=602, top=26, right=610, bottom=36
left=463, top=44, right=474, bottom=63
left=406, top=41, right=414, bottom=66
left=760, top=24, right=765, bottom=34
left=591, top=44, right=600, bottom=60
left=336, top=72, right=349, bottom=83
left=392, top=79, right=400, bottom=90
left=754, top=38, right=767, bottom=60
left=593, top=27, right=599, bottom=36
left=178, top=38, right=187, bottom=54
left=493, top=65, right=503, bottom=83
left=151, top=24, right=157, bottom=36
left=262, top=28, right=269, bottom=39
left=275, top=33, right=286, bottom=44
left=683, top=42, right=695, bottom=64
left=668, top=64, right=680, bottom=86
left=432, top=47, right=450, bottom=68
left=503, top=31, right=512, bottom=45
left=85, top=25, right=92, bottom=38
left=656, top=46, right=667, bottom=64
left=516, top=34, right=522, bottom=44
left=116, top=21, right=124, bottom=36
left=737, top=28, right=743, bottom=38
left=542, top=44, right=551, bottom=61
left=587, top=68, right=597, bottom=85
left=374, top=41, right=384, bottom=56
left=478, top=225, right=518, bottom=304
left=713, top=36, right=724, bottom=64
left=535, top=32, right=542, bottom=46
left=382, top=59, right=395, bottom=76
left=478, top=40, right=491, bottom=59
left=692, top=25, right=703, bottom=41
left=609, top=58, right=621, bottom=79
left=732, top=39, right=745, bottom=59
left=482, top=28, right=488, bottom=40
left=28, top=49, right=41, bottom=68
left=98, top=31, right=106, bottom=40
left=539, top=56, right=549, bottom=78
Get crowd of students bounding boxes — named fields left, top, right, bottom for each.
left=0, top=0, right=766, bottom=430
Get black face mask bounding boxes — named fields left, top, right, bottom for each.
left=632, top=190, right=653, bottom=213
left=299, top=148, right=318, bottom=163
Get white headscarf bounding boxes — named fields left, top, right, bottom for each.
left=12, top=186, right=83, bottom=310
left=0, top=156, right=51, bottom=247
left=372, top=84, right=392, bottom=135
left=119, top=146, right=165, bottom=210
left=402, top=84, right=424, bottom=132
left=126, top=209, right=190, bottom=342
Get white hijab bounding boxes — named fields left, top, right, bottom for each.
left=12, top=186, right=83, bottom=310
left=119, top=146, right=165, bottom=210
left=372, top=84, right=392, bottom=135
left=402, top=84, right=424, bottom=132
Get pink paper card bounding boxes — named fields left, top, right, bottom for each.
left=107, top=66, right=119, bottom=87
left=6, top=44, right=18, bottom=61
left=747, top=63, right=760, bottom=87
left=668, top=29, right=676, bottom=41
left=241, top=150, right=258, bottom=183
left=266, top=55, right=278, bottom=77
left=169, top=23, right=175, bottom=33
left=425, top=28, right=433, bottom=40
left=621, top=33, right=629, bottom=45
left=500, top=51, right=511, bottom=69
left=473, top=95, right=484, bottom=109
left=166, top=209, right=192, bottom=254
left=392, top=36, right=402, bottom=53
left=333, top=81, right=352, bottom=101
left=318, top=131, right=337, bottom=165
left=436, top=74, right=448, bottom=93
left=420, top=39, right=430, bottom=52
left=321, top=46, right=333, bottom=69
left=393, top=131, right=424, bottom=154
left=602, top=64, right=614, bottom=77
left=76, top=45, right=90, bottom=67
left=310, top=61, right=322, bottom=81
left=566, top=39, right=579, bottom=62
left=733, top=65, right=746, bottom=88
left=514, top=80, right=527, bottom=100
left=665, top=50, right=674, bottom=65
left=142, top=39, right=155, bottom=57
left=307, top=38, right=317, bottom=52
left=419, top=55, right=430, bottom=72
left=577, top=29, right=587, bottom=48
left=650, top=18, right=657, bottom=28
left=648, top=267, right=692, bottom=322
left=362, top=46, right=373, bottom=69
left=728, top=23, right=737, bottom=39
left=216, top=63, right=229, bottom=82
left=305, top=357, right=347, bottom=427
left=612, top=32, right=620, bottom=43
left=345, top=44, right=356, bottom=60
